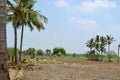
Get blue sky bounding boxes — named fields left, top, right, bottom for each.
left=7, top=0, right=120, bottom=53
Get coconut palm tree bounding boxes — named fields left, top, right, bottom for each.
left=86, top=38, right=95, bottom=51
left=18, top=0, right=47, bottom=62
left=100, top=36, right=107, bottom=61
left=0, top=0, right=10, bottom=80
left=7, top=0, right=47, bottom=62
left=7, top=0, right=22, bottom=64
left=95, top=35, right=100, bottom=55
left=106, top=35, right=115, bottom=53
left=86, top=38, right=95, bottom=60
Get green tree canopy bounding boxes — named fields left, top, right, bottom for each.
left=53, top=47, right=66, bottom=56
left=36, top=49, right=44, bottom=56
left=85, top=35, right=115, bottom=61
left=25, top=48, right=36, bottom=58
left=46, top=49, right=51, bottom=56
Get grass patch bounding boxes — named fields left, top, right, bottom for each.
left=43, top=56, right=88, bottom=61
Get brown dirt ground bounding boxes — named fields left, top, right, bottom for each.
left=10, top=60, right=120, bottom=80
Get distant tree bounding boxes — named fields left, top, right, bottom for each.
left=53, top=47, right=66, bottom=56
left=106, top=35, right=115, bottom=53
left=95, top=35, right=100, bottom=55
left=26, top=48, right=36, bottom=58
left=100, top=36, right=107, bottom=60
left=72, top=53, right=77, bottom=57
left=46, top=49, right=51, bottom=56
left=36, top=49, right=44, bottom=56
left=86, top=35, right=113, bottom=61
left=86, top=38, right=95, bottom=51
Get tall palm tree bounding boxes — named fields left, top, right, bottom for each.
left=7, top=0, right=22, bottom=64
left=86, top=38, right=95, bottom=60
left=95, top=35, right=100, bottom=54
left=106, top=35, right=115, bottom=53
left=17, top=0, right=47, bottom=62
left=0, top=0, right=10, bottom=80
left=100, top=36, right=107, bottom=61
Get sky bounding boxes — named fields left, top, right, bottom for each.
left=7, top=0, right=120, bottom=53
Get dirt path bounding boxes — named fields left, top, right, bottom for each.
left=24, top=61, right=120, bottom=80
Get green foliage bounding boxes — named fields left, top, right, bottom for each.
left=85, top=35, right=115, bottom=61
left=45, top=56, right=87, bottom=61
left=24, top=48, right=36, bottom=58
left=7, top=0, right=48, bottom=64
left=72, top=53, right=77, bottom=57
left=46, top=49, right=51, bottom=56
left=85, top=50, right=99, bottom=61
left=7, top=47, right=14, bottom=57
left=107, top=50, right=117, bottom=62
left=7, top=47, right=19, bottom=63
left=36, top=49, right=44, bottom=56
left=106, top=35, right=115, bottom=45
left=53, top=47, right=66, bottom=56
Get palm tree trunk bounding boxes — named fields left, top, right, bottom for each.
left=0, top=0, right=10, bottom=80
left=14, top=26, right=18, bottom=65
left=108, top=44, right=110, bottom=62
left=19, top=25, right=24, bottom=62
left=108, top=44, right=110, bottom=53
left=101, top=52, right=104, bottom=61
left=13, top=13, right=19, bottom=65
left=117, top=45, right=120, bottom=63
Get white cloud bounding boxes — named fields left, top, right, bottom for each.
left=74, top=0, right=117, bottom=12
left=54, top=0, right=69, bottom=7
left=69, top=17, right=99, bottom=29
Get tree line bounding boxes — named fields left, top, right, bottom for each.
left=7, top=47, right=66, bottom=62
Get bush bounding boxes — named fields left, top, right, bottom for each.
left=72, top=53, right=77, bottom=57
left=107, top=50, right=117, bottom=62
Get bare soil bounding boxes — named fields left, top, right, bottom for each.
left=10, top=61, right=120, bottom=80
